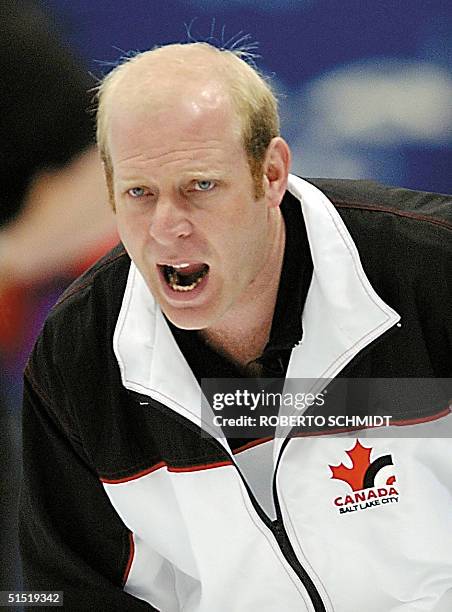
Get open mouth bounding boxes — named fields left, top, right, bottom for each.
left=160, top=262, right=209, bottom=292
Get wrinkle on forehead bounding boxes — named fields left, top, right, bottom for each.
left=109, top=95, right=239, bottom=147
left=114, top=142, right=230, bottom=175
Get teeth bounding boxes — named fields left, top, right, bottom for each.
left=159, top=262, right=191, bottom=270
left=167, top=269, right=207, bottom=292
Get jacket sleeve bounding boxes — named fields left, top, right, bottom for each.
left=20, top=364, right=156, bottom=612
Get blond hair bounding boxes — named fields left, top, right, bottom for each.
left=96, top=42, right=280, bottom=206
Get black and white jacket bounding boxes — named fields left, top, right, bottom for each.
left=21, top=176, right=452, bottom=611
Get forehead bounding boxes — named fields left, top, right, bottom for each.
left=109, top=83, right=237, bottom=139
left=107, top=81, right=245, bottom=173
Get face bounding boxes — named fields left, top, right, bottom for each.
left=108, top=85, right=279, bottom=330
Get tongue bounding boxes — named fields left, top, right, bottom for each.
left=176, top=263, right=207, bottom=277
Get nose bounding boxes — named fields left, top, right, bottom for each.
left=148, top=198, right=193, bottom=245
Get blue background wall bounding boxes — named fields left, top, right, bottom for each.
left=41, top=0, right=451, bottom=193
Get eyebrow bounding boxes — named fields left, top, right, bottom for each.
left=184, top=171, right=226, bottom=181
left=117, top=170, right=228, bottom=186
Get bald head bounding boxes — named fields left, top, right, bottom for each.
left=100, top=45, right=230, bottom=119
left=96, top=42, right=280, bottom=206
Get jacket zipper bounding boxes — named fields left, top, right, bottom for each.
left=270, top=436, right=327, bottom=612
left=268, top=519, right=326, bottom=612
left=234, top=456, right=327, bottom=611
left=222, top=436, right=328, bottom=610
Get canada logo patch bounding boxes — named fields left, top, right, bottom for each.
left=329, top=440, right=400, bottom=514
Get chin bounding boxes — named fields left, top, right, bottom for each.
left=161, top=304, right=215, bottom=331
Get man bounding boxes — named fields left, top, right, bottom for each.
left=20, top=43, right=452, bottom=611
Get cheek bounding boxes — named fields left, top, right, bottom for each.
left=117, top=205, right=146, bottom=231
left=115, top=213, right=131, bottom=243
left=116, top=212, right=149, bottom=255
left=217, top=222, right=263, bottom=277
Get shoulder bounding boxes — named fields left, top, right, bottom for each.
left=307, top=178, right=451, bottom=266
left=47, top=242, right=130, bottom=337
left=306, top=177, right=451, bottom=236
left=53, top=242, right=130, bottom=312
left=306, top=177, right=451, bottom=318
left=26, top=244, right=130, bottom=393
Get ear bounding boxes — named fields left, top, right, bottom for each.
left=262, top=137, right=291, bottom=208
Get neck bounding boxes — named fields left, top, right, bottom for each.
left=200, top=209, right=286, bottom=367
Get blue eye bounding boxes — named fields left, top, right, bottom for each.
left=128, top=187, right=146, bottom=198
left=194, top=180, right=214, bottom=191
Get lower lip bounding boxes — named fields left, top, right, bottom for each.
left=157, top=266, right=210, bottom=303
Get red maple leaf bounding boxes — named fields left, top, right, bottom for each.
left=329, top=440, right=372, bottom=492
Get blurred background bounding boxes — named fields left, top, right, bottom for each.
left=1, top=0, right=450, bottom=597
